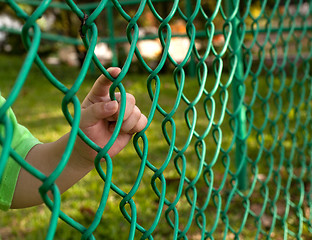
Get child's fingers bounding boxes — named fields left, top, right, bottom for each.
left=119, top=106, right=142, bottom=133
left=80, top=100, right=119, bottom=128
left=108, top=109, right=147, bottom=134
left=93, top=68, right=121, bottom=98
left=106, top=93, right=136, bottom=122
left=129, top=113, right=148, bottom=134
left=82, top=67, right=121, bottom=108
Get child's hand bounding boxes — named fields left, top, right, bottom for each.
left=75, top=67, right=147, bottom=162
left=12, top=67, right=147, bottom=208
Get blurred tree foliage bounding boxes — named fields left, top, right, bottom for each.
left=0, top=0, right=288, bottom=59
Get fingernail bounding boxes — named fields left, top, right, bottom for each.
left=105, top=101, right=118, bottom=111
left=108, top=67, right=121, bottom=78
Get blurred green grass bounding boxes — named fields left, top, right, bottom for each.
left=0, top=53, right=311, bottom=239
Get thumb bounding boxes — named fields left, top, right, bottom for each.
left=80, top=100, right=118, bottom=128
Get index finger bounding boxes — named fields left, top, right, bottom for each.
left=82, top=67, right=121, bottom=107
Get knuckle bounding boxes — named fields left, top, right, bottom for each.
left=134, top=106, right=142, bottom=118
left=140, top=115, right=148, bottom=128
left=126, top=93, right=136, bottom=105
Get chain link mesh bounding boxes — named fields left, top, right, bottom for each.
left=1, top=0, right=312, bottom=239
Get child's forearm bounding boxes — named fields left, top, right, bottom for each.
left=11, top=133, right=94, bottom=208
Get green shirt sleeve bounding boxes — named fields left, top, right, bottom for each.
left=0, top=96, right=41, bottom=210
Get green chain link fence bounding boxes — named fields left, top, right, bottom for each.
left=0, top=0, right=312, bottom=239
